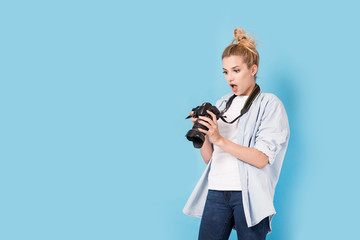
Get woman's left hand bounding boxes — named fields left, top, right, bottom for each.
left=197, top=110, right=223, bottom=145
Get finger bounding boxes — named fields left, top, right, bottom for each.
left=198, top=116, right=213, bottom=124
left=206, top=110, right=217, bottom=124
left=199, top=115, right=216, bottom=128
left=198, top=120, right=211, bottom=129
left=197, top=128, right=208, bottom=134
left=191, top=118, right=197, bottom=126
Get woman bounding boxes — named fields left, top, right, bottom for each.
left=183, top=27, right=290, bottom=240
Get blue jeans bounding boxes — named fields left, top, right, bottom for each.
left=198, top=190, right=269, bottom=240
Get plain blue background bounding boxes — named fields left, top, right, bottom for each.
left=1, top=0, right=360, bottom=239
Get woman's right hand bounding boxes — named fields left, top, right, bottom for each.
left=189, top=111, right=197, bottom=126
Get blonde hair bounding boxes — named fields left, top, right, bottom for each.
left=222, top=27, right=260, bottom=79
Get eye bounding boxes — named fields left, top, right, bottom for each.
left=234, top=69, right=240, bottom=73
left=222, top=71, right=227, bottom=75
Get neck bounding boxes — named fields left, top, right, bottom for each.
left=238, top=83, right=256, bottom=96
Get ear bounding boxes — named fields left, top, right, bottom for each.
left=251, top=64, right=258, bottom=76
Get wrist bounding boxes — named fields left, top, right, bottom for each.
left=213, top=136, right=225, bottom=146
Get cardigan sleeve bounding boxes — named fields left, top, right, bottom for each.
left=253, top=96, right=290, bottom=165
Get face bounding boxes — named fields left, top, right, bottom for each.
left=222, top=55, right=258, bottom=96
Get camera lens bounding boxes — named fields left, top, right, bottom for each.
left=186, top=129, right=205, bottom=148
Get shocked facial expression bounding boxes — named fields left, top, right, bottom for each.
left=222, top=55, right=258, bottom=96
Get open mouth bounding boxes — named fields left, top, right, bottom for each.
left=230, top=84, right=238, bottom=92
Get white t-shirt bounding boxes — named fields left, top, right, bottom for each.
left=208, top=95, right=248, bottom=191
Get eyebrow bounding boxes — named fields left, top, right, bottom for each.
left=222, top=66, right=240, bottom=70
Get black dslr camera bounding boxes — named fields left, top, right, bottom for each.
left=185, top=102, right=221, bottom=148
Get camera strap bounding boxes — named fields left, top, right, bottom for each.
left=219, top=84, right=260, bottom=124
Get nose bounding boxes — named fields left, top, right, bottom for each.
left=227, top=72, right=234, bottom=82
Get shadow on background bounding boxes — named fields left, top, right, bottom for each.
left=266, top=69, right=303, bottom=240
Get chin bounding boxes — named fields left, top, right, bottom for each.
left=236, top=91, right=246, bottom=96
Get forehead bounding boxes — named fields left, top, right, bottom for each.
left=222, top=55, right=246, bottom=68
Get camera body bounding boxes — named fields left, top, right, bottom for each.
left=186, top=102, right=221, bottom=148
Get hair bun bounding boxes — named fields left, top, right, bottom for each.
left=233, top=27, right=248, bottom=42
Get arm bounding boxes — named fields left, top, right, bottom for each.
left=197, top=111, right=269, bottom=169
left=213, top=137, right=268, bottom=168
left=199, top=97, right=290, bottom=169
left=200, top=135, right=213, bottom=165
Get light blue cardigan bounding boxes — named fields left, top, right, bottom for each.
left=183, top=91, right=290, bottom=234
